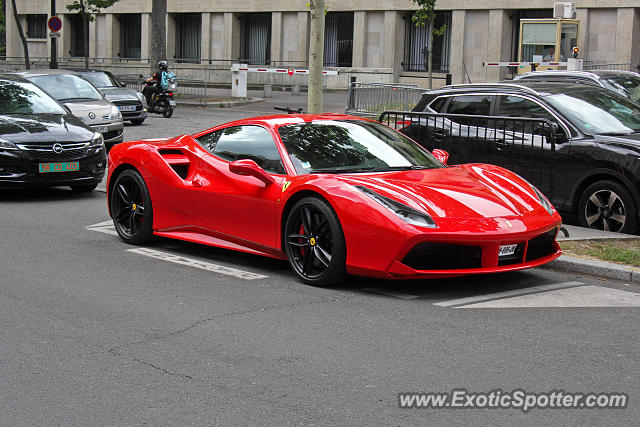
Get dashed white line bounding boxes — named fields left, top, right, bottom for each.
left=127, top=247, right=268, bottom=280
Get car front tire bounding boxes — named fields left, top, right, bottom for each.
left=284, top=197, right=347, bottom=287
left=578, top=180, right=637, bottom=234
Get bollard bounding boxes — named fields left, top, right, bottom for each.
left=231, top=63, right=248, bottom=98
left=264, top=84, right=273, bottom=98
left=292, top=84, right=300, bottom=95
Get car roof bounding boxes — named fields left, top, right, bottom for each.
left=425, top=81, right=609, bottom=97
left=11, top=69, right=83, bottom=78
left=0, top=73, right=34, bottom=84
left=516, top=69, right=640, bottom=80
left=64, top=68, right=110, bottom=74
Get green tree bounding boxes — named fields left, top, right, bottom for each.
left=66, top=0, right=120, bottom=69
left=411, top=0, right=446, bottom=89
left=308, top=0, right=325, bottom=114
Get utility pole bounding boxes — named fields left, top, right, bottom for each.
left=50, top=0, right=57, bottom=68
left=308, top=0, right=325, bottom=114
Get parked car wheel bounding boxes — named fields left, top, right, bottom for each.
left=110, top=169, right=154, bottom=244
left=578, top=180, right=637, bottom=234
left=284, top=197, right=347, bottom=287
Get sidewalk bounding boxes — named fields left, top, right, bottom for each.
left=548, top=225, right=640, bottom=284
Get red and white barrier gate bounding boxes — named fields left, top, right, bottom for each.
left=231, top=63, right=339, bottom=97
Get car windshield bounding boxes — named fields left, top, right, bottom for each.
left=277, top=119, right=444, bottom=174
left=28, top=74, right=103, bottom=101
left=601, top=75, right=640, bottom=102
left=543, top=89, right=640, bottom=134
left=81, top=72, right=118, bottom=88
left=0, top=80, right=66, bottom=114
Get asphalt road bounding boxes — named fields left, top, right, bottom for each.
left=1, top=100, right=639, bottom=425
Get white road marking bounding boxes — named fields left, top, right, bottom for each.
left=362, top=288, right=421, bottom=300
left=85, top=220, right=118, bottom=236
left=458, top=285, right=640, bottom=308
left=127, top=247, right=268, bottom=280
left=433, top=281, right=585, bottom=307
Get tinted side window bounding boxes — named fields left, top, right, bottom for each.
left=207, top=125, right=285, bottom=174
left=497, top=96, right=554, bottom=119
left=429, top=97, right=448, bottom=112
left=445, top=95, right=492, bottom=115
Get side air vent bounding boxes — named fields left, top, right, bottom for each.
left=158, top=149, right=191, bottom=180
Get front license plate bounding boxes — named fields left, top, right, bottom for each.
left=39, top=161, right=79, bottom=173
left=499, top=244, right=518, bottom=257
left=118, top=105, right=136, bottom=112
left=96, top=126, right=109, bottom=133
left=169, top=100, right=176, bottom=106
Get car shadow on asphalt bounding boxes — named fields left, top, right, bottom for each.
left=146, top=235, right=547, bottom=302
left=0, top=187, right=103, bottom=202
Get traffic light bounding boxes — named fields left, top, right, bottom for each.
left=572, top=47, right=579, bottom=58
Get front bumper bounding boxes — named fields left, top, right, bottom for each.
left=0, top=146, right=106, bottom=188
left=113, top=100, right=147, bottom=122
left=90, top=121, right=124, bottom=148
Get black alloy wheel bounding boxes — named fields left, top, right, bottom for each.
left=578, top=180, right=637, bottom=234
left=284, top=197, right=347, bottom=287
left=110, top=169, right=154, bottom=244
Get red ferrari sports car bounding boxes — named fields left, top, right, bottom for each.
left=107, top=113, right=562, bottom=286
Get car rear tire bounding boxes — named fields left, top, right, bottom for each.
left=284, top=197, right=347, bottom=287
left=110, top=169, right=154, bottom=244
left=70, top=183, right=97, bottom=193
left=578, top=180, right=637, bottom=234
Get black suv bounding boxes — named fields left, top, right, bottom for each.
left=392, top=81, right=640, bottom=234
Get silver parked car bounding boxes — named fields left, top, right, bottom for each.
left=12, top=69, right=124, bottom=149
left=72, top=69, right=147, bottom=125
left=514, top=70, right=640, bottom=104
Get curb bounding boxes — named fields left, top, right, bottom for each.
left=176, top=97, right=263, bottom=108
left=544, top=255, right=640, bottom=284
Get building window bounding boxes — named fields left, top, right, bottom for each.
left=119, top=14, right=141, bottom=59
left=403, top=11, right=451, bottom=73
left=69, top=14, right=86, bottom=57
left=175, top=14, right=201, bottom=63
left=324, top=12, right=353, bottom=67
left=26, top=14, right=47, bottom=39
left=241, top=13, right=271, bottom=65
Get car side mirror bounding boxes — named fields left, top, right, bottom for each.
left=432, top=149, right=449, bottom=165
left=535, top=122, right=567, bottom=143
left=120, top=81, right=127, bottom=87
left=229, top=159, right=275, bottom=185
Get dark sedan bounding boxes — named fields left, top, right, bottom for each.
left=0, top=74, right=106, bottom=191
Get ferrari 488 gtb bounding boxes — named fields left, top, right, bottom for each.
left=107, top=114, right=562, bottom=286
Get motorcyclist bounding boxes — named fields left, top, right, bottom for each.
left=143, top=60, right=169, bottom=106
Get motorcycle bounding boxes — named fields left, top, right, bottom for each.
left=141, top=74, right=177, bottom=118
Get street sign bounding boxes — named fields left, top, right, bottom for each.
left=48, top=16, right=62, bottom=32
left=49, top=32, right=61, bottom=38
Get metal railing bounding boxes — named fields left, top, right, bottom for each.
left=583, top=62, right=638, bottom=72
left=346, top=82, right=426, bottom=118
left=379, top=110, right=559, bottom=199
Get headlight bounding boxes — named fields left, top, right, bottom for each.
left=356, top=185, right=437, bottom=228
left=109, top=104, right=122, bottom=119
left=89, top=132, right=104, bottom=148
left=0, top=138, right=19, bottom=151
left=136, top=91, right=145, bottom=103
left=527, top=182, right=554, bottom=215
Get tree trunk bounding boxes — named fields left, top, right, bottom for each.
left=308, top=0, right=325, bottom=114
left=428, top=20, right=433, bottom=89
left=83, top=13, right=89, bottom=69
left=11, top=0, right=29, bottom=69
left=150, top=0, right=167, bottom=74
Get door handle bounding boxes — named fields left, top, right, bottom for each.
left=191, top=179, right=202, bottom=187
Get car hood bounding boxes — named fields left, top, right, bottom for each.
left=593, top=133, right=640, bottom=154
left=0, top=113, right=95, bottom=144
left=341, top=164, right=548, bottom=220
left=100, top=87, right=141, bottom=101
left=62, top=99, right=116, bottom=124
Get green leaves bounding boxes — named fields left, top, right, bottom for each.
left=66, top=0, right=120, bottom=21
left=410, top=0, right=438, bottom=26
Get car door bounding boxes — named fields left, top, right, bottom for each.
left=428, top=94, right=496, bottom=165
left=493, top=94, right=570, bottom=201
left=192, top=125, right=288, bottom=249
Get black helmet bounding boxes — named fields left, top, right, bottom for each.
left=158, top=60, right=168, bottom=71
